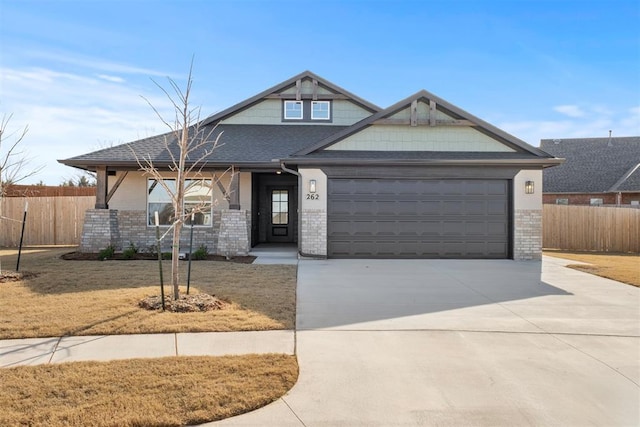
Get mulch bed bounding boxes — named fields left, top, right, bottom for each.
left=138, top=293, right=227, bottom=312
left=60, top=252, right=255, bottom=263
left=0, top=271, right=38, bottom=283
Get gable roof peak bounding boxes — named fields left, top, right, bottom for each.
left=295, top=87, right=553, bottom=157
left=202, top=70, right=380, bottom=125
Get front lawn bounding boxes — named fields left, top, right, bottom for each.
left=0, top=354, right=298, bottom=427
left=0, top=247, right=296, bottom=339
left=544, top=250, right=639, bottom=287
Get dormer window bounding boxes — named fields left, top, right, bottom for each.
left=284, top=100, right=303, bottom=120
left=311, top=101, right=330, bottom=120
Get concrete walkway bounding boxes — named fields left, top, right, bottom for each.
left=0, top=331, right=295, bottom=368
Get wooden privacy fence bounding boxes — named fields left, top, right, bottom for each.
left=543, top=204, right=640, bottom=253
left=0, top=196, right=95, bottom=246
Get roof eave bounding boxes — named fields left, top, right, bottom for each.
left=283, top=157, right=565, bottom=168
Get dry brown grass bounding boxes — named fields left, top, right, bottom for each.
left=0, top=247, right=296, bottom=339
left=0, top=354, right=298, bottom=427
left=544, top=250, right=640, bottom=287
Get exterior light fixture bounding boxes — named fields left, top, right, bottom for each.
left=309, top=179, right=317, bottom=193
left=525, top=181, right=534, bottom=194
left=276, top=170, right=282, bottom=175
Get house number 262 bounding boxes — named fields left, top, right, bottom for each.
left=306, top=194, right=320, bottom=200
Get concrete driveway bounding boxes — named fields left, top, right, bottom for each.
left=213, top=257, right=640, bottom=426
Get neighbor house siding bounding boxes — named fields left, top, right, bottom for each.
left=542, top=193, right=640, bottom=205
left=326, top=125, right=516, bottom=151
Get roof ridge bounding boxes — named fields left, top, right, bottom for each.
left=608, top=162, right=640, bottom=192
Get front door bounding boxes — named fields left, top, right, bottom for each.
left=252, top=173, right=297, bottom=245
left=268, top=187, right=294, bottom=242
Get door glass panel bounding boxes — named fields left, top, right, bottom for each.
left=272, top=190, right=289, bottom=225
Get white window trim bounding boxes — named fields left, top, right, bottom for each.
left=590, top=198, right=603, bottom=206
left=284, top=100, right=303, bottom=120
left=311, top=100, right=331, bottom=120
left=147, top=178, right=213, bottom=227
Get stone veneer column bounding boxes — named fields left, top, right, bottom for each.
left=217, top=209, right=249, bottom=257
left=513, top=209, right=542, bottom=260
left=80, top=209, right=121, bottom=252
left=301, top=209, right=327, bottom=256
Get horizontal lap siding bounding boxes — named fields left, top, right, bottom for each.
left=328, top=179, right=509, bottom=258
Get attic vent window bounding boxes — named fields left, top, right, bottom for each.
left=284, top=100, right=303, bottom=120
left=311, top=101, right=330, bottom=120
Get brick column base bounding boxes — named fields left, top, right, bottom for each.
left=514, top=209, right=542, bottom=260
left=217, top=210, right=249, bottom=257
left=80, top=209, right=121, bottom=253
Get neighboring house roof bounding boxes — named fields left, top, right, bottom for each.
left=295, top=90, right=554, bottom=158
left=541, top=136, right=640, bottom=193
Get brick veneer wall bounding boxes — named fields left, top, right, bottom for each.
left=217, top=209, right=250, bottom=256
left=80, top=209, right=249, bottom=256
left=117, top=210, right=218, bottom=253
left=513, top=209, right=542, bottom=260
left=300, top=209, right=326, bottom=256
left=80, top=209, right=120, bottom=252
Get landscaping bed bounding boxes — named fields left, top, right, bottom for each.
left=60, top=251, right=256, bottom=263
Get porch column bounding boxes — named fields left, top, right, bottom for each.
left=95, top=166, right=108, bottom=209
left=229, top=170, right=240, bottom=210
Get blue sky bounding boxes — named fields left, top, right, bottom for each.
left=1, top=0, right=639, bottom=184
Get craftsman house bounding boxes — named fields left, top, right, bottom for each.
left=541, top=136, right=640, bottom=206
left=60, top=71, right=561, bottom=260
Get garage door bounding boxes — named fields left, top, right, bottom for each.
left=327, top=179, right=510, bottom=258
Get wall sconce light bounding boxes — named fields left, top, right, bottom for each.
left=309, top=179, right=317, bottom=193
left=525, top=181, right=534, bottom=194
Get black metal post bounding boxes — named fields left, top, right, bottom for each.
left=16, top=202, right=28, bottom=271
left=155, top=212, right=165, bottom=311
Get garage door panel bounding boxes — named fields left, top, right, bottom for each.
left=328, top=178, right=510, bottom=259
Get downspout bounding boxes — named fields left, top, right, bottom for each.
left=280, top=161, right=323, bottom=258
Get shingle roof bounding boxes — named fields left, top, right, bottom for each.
left=541, top=136, right=640, bottom=193
left=62, top=124, right=348, bottom=168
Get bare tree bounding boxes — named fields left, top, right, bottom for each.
left=133, top=61, right=231, bottom=300
left=0, top=114, right=43, bottom=215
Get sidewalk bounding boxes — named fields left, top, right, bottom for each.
left=0, top=330, right=295, bottom=368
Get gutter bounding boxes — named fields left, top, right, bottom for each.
left=282, top=157, right=565, bottom=168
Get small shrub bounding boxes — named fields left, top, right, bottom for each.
left=191, top=244, right=209, bottom=260
left=162, top=252, right=172, bottom=260
left=143, top=245, right=157, bottom=257
left=122, top=242, right=138, bottom=260
left=98, top=245, right=115, bottom=261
